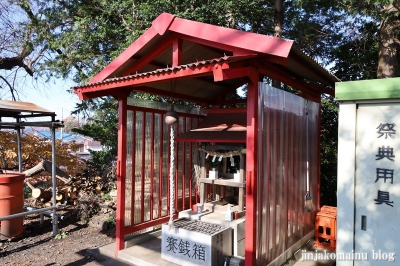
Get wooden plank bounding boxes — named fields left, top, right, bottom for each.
left=200, top=183, right=205, bottom=206
left=198, top=178, right=245, bottom=188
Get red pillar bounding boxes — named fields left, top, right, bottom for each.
left=115, top=96, right=127, bottom=257
left=172, top=39, right=182, bottom=67
left=317, top=99, right=322, bottom=211
left=245, top=68, right=259, bottom=266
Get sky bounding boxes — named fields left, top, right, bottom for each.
left=17, top=78, right=81, bottom=121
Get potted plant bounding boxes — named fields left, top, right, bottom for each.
left=207, top=156, right=220, bottom=179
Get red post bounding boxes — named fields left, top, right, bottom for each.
left=115, top=97, right=127, bottom=257
left=158, top=113, right=164, bottom=218
left=172, top=39, right=182, bottom=67
left=245, top=68, right=259, bottom=266
left=150, top=112, right=155, bottom=220
left=141, top=112, right=146, bottom=223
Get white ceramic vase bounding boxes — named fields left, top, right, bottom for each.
left=209, top=169, right=218, bottom=179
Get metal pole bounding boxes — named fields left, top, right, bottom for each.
left=51, top=127, right=58, bottom=235
left=24, top=207, right=66, bottom=223
left=16, top=119, right=22, bottom=172
left=0, top=206, right=58, bottom=221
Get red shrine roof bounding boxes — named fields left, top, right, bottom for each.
left=73, top=13, right=339, bottom=105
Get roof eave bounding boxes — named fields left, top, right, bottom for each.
left=89, top=12, right=295, bottom=84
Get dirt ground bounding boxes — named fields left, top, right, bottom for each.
left=0, top=204, right=118, bottom=266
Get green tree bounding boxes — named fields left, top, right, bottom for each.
left=292, top=0, right=400, bottom=80
left=72, top=96, right=118, bottom=171
left=320, top=96, right=338, bottom=206
left=3, top=1, right=399, bottom=86
left=329, top=0, right=400, bottom=78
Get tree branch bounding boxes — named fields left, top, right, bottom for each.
left=0, top=56, right=34, bottom=76
left=27, top=45, right=47, bottom=69
left=0, top=75, right=17, bottom=100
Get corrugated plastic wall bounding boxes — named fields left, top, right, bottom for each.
left=256, top=83, right=319, bottom=264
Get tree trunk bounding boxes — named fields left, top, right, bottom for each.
left=42, top=160, right=71, bottom=182
left=274, top=0, right=284, bottom=38
left=31, top=188, right=52, bottom=202
left=272, top=0, right=284, bottom=89
left=377, top=3, right=400, bottom=78
left=23, top=160, right=71, bottom=184
left=23, top=161, right=47, bottom=177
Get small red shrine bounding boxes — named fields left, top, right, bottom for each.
left=73, top=13, right=338, bottom=266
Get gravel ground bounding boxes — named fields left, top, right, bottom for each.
left=0, top=208, right=117, bottom=266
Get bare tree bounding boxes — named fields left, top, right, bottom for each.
left=0, top=0, right=49, bottom=100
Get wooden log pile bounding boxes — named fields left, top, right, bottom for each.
left=24, top=160, right=116, bottom=208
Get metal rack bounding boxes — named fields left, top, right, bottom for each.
left=0, top=100, right=64, bottom=236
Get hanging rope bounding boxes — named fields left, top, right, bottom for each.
left=168, top=125, right=175, bottom=230
left=304, top=100, right=314, bottom=212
